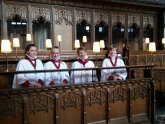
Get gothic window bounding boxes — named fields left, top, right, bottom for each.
left=7, top=14, right=27, bottom=49
left=32, top=16, right=51, bottom=50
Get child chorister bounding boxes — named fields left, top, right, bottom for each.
left=12, top=44, right=44, bottom=88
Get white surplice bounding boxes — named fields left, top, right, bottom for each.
left=12, top=59, right=44, bottom=88
left=101, top=58, right=127, bottom=81
left=71, top=61, right=97, bottom=84
left=44, top=61, right=69, bottom=86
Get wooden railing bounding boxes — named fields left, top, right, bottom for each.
left=0, top=65, right=156, bottom=124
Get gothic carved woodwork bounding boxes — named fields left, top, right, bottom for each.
left=0, top=77, right=156, bottom=124
left=128, top=14, right=140, bottom=27
left=94, top=11, right=108, bottom=26
left=130, top=80, right=149, bottom=100
left=59, top=90, right=81, bottom=110
left=138, top=55, right=147, bottom=65
left=129, top=55, right=138, bottom=65
left=111, top=12, right=125, bottom=27
left=76, top=9, right=91, bottom=25
left=31, top=5, right=51, bottom=22
left=109, top=85, right=128, bottom=102
left=143, top=15, right=154, bottom=28
left=29, top=93, right=54, bottom=114
left=54, top=8, right=72, bottom=25
left=0, top=94, right=23, bottom=117
left=86, top=88, right=106, bottom=106
left=6, top=4, right=27, bottom=21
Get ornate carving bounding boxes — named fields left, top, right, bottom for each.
left=54, top=8, right=72, bottom=25
left=112, top=13, right=125, bottom=27
left=131, top=82, right=149, bottom=99
left=86, top=88, right=106, bottom=106
left=0, top=95, right=22, bottom=117
left=128, top=14, right=140, bottom=27
left=76, top=9, right=91, bottom=24
left=6, top=4, right=27, bottom=20
left=31, top=6, right=51, bottom=22
left=143, top=15, right=154, bottom=28
left=94, top=11, right=108, bottom=25
left=146, top=55, right=153, bottom=64
left=60, top=91, right=81, bottom=110
left=138, top=55, right=146, bottom=65
left=109, top=86, right=128, bottom=102
left=129, top=56, right=137, bottom=65
left=29, top=93, right=54, bottom=114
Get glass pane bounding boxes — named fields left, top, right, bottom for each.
left=95, top=21, right=108, bottom=50
left=128, top=23, right=140, bottom=50
left=33, top=16, right=51, bottom=50
left=143, top=24, right=153, bottom=42
left=112, top=22, right=125, bottom=52
left=76, top=20, right=91, bottom=49
left=7, top=15, right=27, bottom=49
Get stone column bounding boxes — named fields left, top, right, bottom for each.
left=72, top=8, right=76, bottom=49
left=50, top=5, right=55, bottom=46
left=1, top=1, right=8, bottom=39
left=27, top=3, right=33, bottom=44
left=109, top=12, right=112, bottom=46
left=91, top=9, right=95, bottom=46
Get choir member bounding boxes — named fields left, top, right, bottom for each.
left=71, top=47, right=97, bottom=84
left=101, top=46, right=127, bottom=81
left=44, top=46, right=69, bottom=86
left=12, top=44, right=44, bottom=88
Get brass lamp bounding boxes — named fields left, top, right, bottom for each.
left=100, top=40, right=105, bottom=55
left=13, top=38, right=20, bottom=59
left=145, top=38, right=150, bottom=51
left=93, top=41, right=100, bottom=67
left=75, top=40, right=80, bottom=49
left=1, top=39, right=12, bottom=71
left=149, top=42, right=156, bottom=65
left=26, top=34, right=31, bottom=44
left=82, top=36, right=87, bottom=47
left=162, top=38, right=165, bottom=49
left=57, top=35, right=62, bottom=51
left=45, top=39, right=52, bottom=58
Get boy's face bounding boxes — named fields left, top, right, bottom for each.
left=109, top=48, right=117, bottom=57
left=51, top=48, right=60, bottom=60
left=26, top=46, right=37, bottom=58
left=78, top=50, right=87, bottom=59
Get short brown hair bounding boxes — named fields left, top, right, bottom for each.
left=77, top=47, right=87, bottom=54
